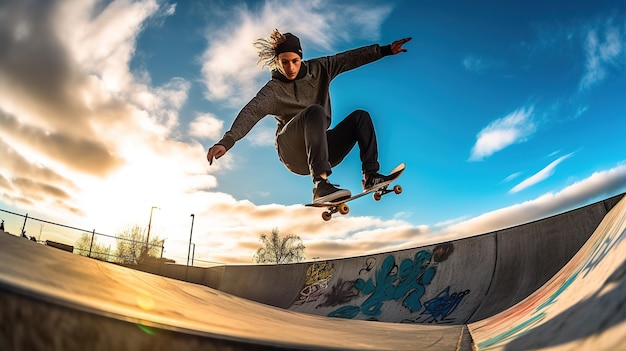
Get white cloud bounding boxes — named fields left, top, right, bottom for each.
left=433, top=215, right=471, bottom=229
left=189, top=113, right=224, bottom=140
left=579, top=23, right=624, bottom=91
left=463, top=56, right=488, bottom=73
left=509, top=153, right=574, bottom=194
left=469, top=106, right=536, bottom=161
left=0, top=1, right=213, bottom=236
left=393, top=211, right=413, bottom=220
left=441, top=162, right=626, bottom=237
left=199, top=0, right=394, bottom=105
left=501, top=172, right=522, bottom=184
left=248, top=125, right=276, bottom=146
left=179, top=199, right=421, bottom=264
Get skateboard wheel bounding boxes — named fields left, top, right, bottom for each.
left=393, top=185, right=402, bottom=194
left=338, top=203, right=350, bottom=215
left=373, top=192, right=382, bottom=201
left=322, top=211, right=332, bottom=221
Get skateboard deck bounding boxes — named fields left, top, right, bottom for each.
left=305, top=163, right=405, bottom=221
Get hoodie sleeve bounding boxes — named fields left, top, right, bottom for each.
left=215, top=84, right=275, bottom=151
left=318, top=44, right=393, bottom=81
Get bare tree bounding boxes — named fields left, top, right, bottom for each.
left=253, top=228, right=306, bottom=264
left=74, top=233, right=111, bottom=261
left=115, top=225, right=162, bottom=264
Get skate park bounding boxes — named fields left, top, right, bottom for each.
left=1, top=192, right=625, bottom=350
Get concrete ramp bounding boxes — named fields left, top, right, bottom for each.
left=469, top=196, right=626, bottom=350
left=0, top=231, right=465, bottom=350
left=0, top=193, right=625, bottom=350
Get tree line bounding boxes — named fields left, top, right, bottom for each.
left=75, top=226, right=307, bottom=265
left=74, top=225, right=163, bottom=264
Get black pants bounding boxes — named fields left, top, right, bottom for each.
left=276, top=104, right=380, bottom=178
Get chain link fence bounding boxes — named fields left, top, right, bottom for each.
left=0, top=208, right=165, bottom=264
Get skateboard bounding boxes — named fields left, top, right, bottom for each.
left=305, top=163, right=405, bottom=221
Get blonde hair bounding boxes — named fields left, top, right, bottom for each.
left=253, top=29, right=286, bottom=71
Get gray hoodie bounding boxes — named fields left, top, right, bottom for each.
left=216, top=43, right=393, bottom=151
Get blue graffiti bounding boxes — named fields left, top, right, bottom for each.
left=328, top=305, right=360, bottom=319
left=329, top=250, right=436, bottom=319
left=420, top=287, right=470, bottom=323
left=582, top=226, right=626, bottom=278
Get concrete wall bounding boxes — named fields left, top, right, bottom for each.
left=133, top=193, right=624, bottom=324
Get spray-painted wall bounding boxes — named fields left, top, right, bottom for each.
left=288, top=238, right=491, bottom=323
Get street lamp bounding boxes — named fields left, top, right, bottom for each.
left=146, top=206, right=159, bottom=254
left=160, top=238, right=167, bottom=258
left=187, top=214, right=195, bottom=266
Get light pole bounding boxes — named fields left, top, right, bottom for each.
left=160, top=239, right=166, bottom=258
left=146, top=206, right=159, bottom=254
left=187, top=214, right=195, bottom=266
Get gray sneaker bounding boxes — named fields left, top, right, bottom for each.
left=313, top=178, right=351, bottom=203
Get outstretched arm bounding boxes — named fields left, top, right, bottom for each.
left=206, top=83, right=277, bottom=165
left=320, top=37, right=413, bottom=79
left=390, top=37, right=412, bottom=54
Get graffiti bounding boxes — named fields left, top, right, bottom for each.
left=582, top=225, right=626, bottom=278
left=432, top=243, right=454, bottom=262
left=293, top=261, right=334, bottom=306
left=294, top=280, right=329, bottom=305
left=358, top=257, right=377, bottom=275
left=420, top=287, right=470, bottom=323
left=328, top=248, right=443, bottom=319
left=305, top=261, right=334, bottom=285
left=292, top=243, right=466, bottom=323
left=316, top=257, right=379, bottom=309
left=317, top=279, right=359, bottom=308
left=399, top=287, right=470, bottom=324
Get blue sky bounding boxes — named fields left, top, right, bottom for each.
left=1, top=0, right=625, bottom=264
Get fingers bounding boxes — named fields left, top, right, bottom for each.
left=206, top=145, right=226, bottom=165
left=391, top=37, right=412, bottom=54
left=207, top=149, right=220, bottom=165
left=396, top=37, right=412, bottom=45
left=206, top=149, right=214, bottom=165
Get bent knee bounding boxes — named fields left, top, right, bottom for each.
left=305, top=104, right=326, bottom=117
left=301, top=104, right=327, bottom=125
left=351, top=109, right=372, bottom=123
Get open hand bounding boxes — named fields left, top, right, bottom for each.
left=390, top=37, right=412, bottom=54
left=206, top=144, right=226, bottom=165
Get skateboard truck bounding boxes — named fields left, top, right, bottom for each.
left=373, top=184, right=403, bottom=201
left=321, top=202, right=351, bottom=221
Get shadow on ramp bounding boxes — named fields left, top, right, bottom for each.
left=505, top=266, right=626, bottom=350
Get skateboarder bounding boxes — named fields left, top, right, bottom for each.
left=206, top=29, right=411, bottom=203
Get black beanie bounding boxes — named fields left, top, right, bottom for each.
left=275, top=33, right=302, bottom=58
